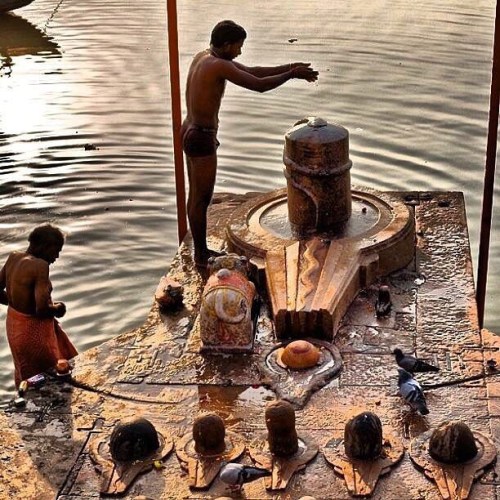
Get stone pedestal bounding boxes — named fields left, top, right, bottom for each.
left=227, top=188, right=414, bottom=339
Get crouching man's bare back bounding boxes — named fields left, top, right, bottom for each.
left=181, top=20, right=318, bottom=268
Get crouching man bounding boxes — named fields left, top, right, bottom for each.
left=0, top=224, right=77, bottom=387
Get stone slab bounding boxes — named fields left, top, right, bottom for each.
left=1, top=191, right=499, bottom=499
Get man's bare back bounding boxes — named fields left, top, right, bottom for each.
left=1, top=252, right=53, bottom=315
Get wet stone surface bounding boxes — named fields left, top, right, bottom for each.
left=1, top=191, right=499, bottom=499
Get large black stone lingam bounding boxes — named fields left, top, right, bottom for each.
left=284, top=117, right=352, bottom=237
left=226, top=117, right=415, bottom=340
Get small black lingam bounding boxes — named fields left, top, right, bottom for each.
left=428, top=421, right=478, bottom=464
left=193, top=412, right=226, bottom=455
left=249, top=399, right=318, bottom=490
left=89, top=417, right=173, bottom=495
left=109, top=417, right=160, bottom=462
left=323, top=411, right=404, bottom=496
left=409, top=419, right=497, bottom=499
left=175, top=412, right=245, bottom=489
left=344, top=411, right=383, bottom=460
left=265, top=400, right=299, bottom=457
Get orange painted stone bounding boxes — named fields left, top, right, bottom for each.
left=280, top=340, right=320, bottom=369
left=200, top=260, right=256, bottom=352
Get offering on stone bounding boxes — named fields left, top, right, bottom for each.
left=280, top=340, right=320, bottom=369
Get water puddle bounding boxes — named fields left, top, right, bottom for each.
left=197, top=385, right=276, bottom=428
left=260, top=197, right=380, bottom=240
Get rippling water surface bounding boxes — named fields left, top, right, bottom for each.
left=0, top=0, right=498, bottom=397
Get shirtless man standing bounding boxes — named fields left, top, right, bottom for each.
left=0, top=224, right=77, bottom=387
left=182, top=19, right=318, bottom=268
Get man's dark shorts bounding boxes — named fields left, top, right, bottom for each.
left=182, top=124, right=220, bottom=158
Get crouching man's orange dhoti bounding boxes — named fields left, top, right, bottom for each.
left=6, top=306, right=78, bottom=387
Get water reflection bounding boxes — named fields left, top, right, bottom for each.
left=198, top=385, right=275, bottom=428
left=0, top=13, right=60, bottom=76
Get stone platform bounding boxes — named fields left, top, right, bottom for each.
left=1, top=191, right=500, bottom=500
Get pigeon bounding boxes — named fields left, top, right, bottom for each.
left=397, top=368, right=429, bottom=415
left=375, top=285, right=392, bottom=317
left=393, top=348, right=439, bottom=373
left=219, top=462, right=270, bottom=491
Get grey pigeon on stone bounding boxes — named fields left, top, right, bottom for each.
left=219, top=463, right=270, bottom=491
left=397, top=368, right=429, bottom=415
left=393, top=348, right=439, bottom=373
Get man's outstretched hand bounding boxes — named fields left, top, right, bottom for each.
left=291, top=62, right=319, bottom=82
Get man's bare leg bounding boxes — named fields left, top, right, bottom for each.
left=186, top=153, right=219, bottom=267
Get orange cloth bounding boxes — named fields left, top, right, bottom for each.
left=6, top=306, right=78, bottom=387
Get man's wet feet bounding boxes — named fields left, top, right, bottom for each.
left=194, top=249, right=226, bottom=269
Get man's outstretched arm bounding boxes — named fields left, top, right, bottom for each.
left=234, top=61, right=314, bottom=78
left=219, top=60, right=318, bottom=93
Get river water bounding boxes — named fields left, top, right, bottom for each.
left=0, top=0, right=497, bottom=397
